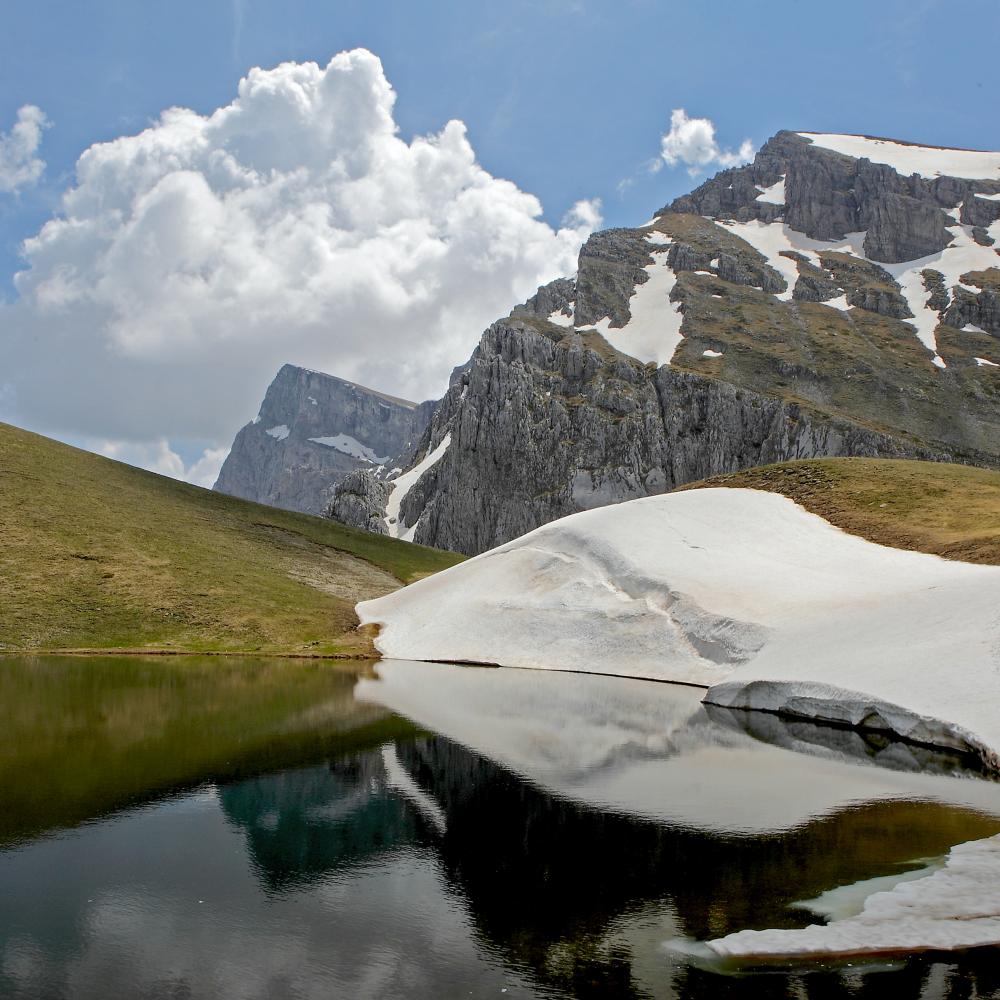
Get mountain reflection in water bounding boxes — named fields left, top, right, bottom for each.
left=1, top=655, right=1000, bottom=1000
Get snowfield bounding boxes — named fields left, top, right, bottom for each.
left=798, top=133, right=1000, bottom=181
left=357, top=488, right=1000, bottom=768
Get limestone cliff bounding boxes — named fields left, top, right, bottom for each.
left=329, top=130, right=1000, bottom=554
left=215, top=364, right=433, bottom=515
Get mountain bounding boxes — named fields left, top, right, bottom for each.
left=330, top=130, right=1000, bottom=554
left=215, top=363, right=435, bottom=515
left=0, top=421, right=460, bottom=654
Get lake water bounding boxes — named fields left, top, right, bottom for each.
left=2, top=655, right=1000, bottom=999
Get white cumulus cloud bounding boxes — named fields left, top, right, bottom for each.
left=94, top=439, right=230, bottom=488
left=0, top=104, right=49, bottom=193
left=657, top=108, right=754, bottom=176
left=0, top=50, right=600, bottom=483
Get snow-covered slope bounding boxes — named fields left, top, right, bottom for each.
left=357, top=488, right=1000, bottom=766
left=798, top=132, right=1000, bottom=181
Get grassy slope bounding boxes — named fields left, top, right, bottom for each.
left=0, top=422, right=462, bottom=654
left=648, top=215, right=1000, bottom=461
left=679, top=458, right=1000, bottom=565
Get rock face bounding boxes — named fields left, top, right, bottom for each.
left=334, top=130, right=1000, bottom=554
left=215, top=364, right=433, bottom=515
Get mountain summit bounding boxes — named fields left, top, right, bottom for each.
left=223, top=130, right=1000, bottom=554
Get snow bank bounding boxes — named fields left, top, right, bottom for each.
left=705, top=833, right=1000, bottom=960
left=357, top=488, right=1000, bottom=765
left=798, top=133, right=1000, bottom=181
left=265, top=424, right=290, bottom=440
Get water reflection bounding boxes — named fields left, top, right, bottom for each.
left=2, top=655, right=1000, bottom=999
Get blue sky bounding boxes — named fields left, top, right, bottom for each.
left=3, top=0, right=997, bottom=285
left=0, top=0, right=997, bottom=479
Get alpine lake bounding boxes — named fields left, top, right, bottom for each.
left=2, top=654, right=1000, bottom=1000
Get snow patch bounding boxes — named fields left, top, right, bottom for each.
left=755, top=176, right=786, bottom=205
left=359, top=488, right=1000, bottom=765
left=932, top=355, right=947, bottom=369
left=577, top=251, right=684, bottom=366
left=645, top=231, right=671, bottom=246
left=308, top=433, right=389, bottom=464
left=974, top=192, right=1000, bottom=202
left=881, top=214, right=1000, bottom=356
left=546, top=307, right=575, bottom=328
left=824, top=294, right=850, bottom=312
left=799, top=133, right=1000, bottom=182
left=975, top=357, right=999, bottom=368
left=383, top=433, right=452, bottom=540
left=718, top=220, right=866, bottom=302
left=307, top=396, right=318, bottom=406
left=265, top=424, right=290, bottom=441
left=702, top=349, right=724, bottom=358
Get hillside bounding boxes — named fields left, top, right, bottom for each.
left=326, top=130, right=1000, bottom=555
left=0, top=422, right=461, bottom=655
left=678, top=458, right=1000, bottom=565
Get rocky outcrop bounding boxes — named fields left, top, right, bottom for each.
left=215, top=364, right=433, bottom=515
left=664, top=130, right=1000, bottom=264
left=323, top=130, right=1000, bottom=554
left=325, top=469, right=393, bottom=534
left=375, top=316, right=956, bottom=555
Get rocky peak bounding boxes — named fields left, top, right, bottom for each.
left=326, top=128, right=1000, bottom=554
left=215, top=364, right=433, bottom=515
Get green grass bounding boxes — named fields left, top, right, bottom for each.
left=679, top=457, right=1000, bottom=565
left=0, top=422, right=463, bottom=654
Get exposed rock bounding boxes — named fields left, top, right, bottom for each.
left=215, top=364, right=433, bottom=515
left=923, top=269, right=951, bottom=313
left=819, top=252, right=912, bottom=318
left=943, top=270, right=1000, bottom=336
left=324, top=131, right=1000, bottom=554
left=325, top=469, right=392, bottom=534
left=573, top=228, right=654, bottom=327
left=373, top=312, right=960, bottom=556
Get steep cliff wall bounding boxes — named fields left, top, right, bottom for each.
left=215, top=364, right=433, bottom=515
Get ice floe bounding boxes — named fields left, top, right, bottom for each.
left=705, top=833, right=1000, bottom=960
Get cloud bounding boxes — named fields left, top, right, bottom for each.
left=0, top=50, right=600, bottom=482
left=0, top=104, right=49, bottom=193
left=656, top=108, right=754, bottom=176
left=94, top=439, right=229, bottom=488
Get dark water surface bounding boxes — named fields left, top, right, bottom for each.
left=2, top=655, right=1000, bottom=999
